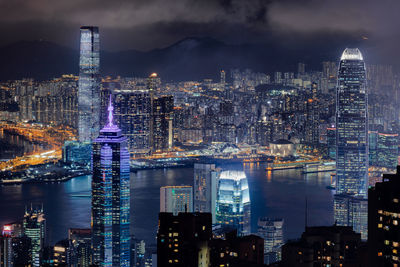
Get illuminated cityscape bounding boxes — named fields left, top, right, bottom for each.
left=0, top=1, right=400, bottom=266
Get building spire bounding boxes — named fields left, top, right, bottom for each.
left=107, top=94, right=114, bottom=127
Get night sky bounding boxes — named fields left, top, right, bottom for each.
left=0, top=0, right=398, bottom=57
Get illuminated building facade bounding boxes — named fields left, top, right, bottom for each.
left=334, top=48, right=368, bottom=240
left=327, top=127, right=336, bottom=159
left=151, top=95, right=174, bottom=152
left=368, top=167, right=400, bottom=266
left=78, top=26, right=100, bottom=142
left=216, top=171, right=251, bottom=235
left=91, top=97, right=130, bottom=267
left=68, top=228, right=91, bottom=267
left=160, top=186, right=193, bottom=215
left=376, top=132, right=398, bottom=169
left=257, top=217, right=284, bottom=265
left=193, top=163, right=219, bottom=223
left=23, top=206, right=46, bottom=267
left=114, top=89, right=151, bottom=152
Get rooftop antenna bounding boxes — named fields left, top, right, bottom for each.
left=107, top=94, right=114, bottom=127
left=305, top=196, right=308, bottom=230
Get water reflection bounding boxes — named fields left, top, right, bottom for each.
left=0, top=163, right=333, bottom=245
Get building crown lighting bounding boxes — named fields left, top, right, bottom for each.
left=340, top=48, right=363, bottom=61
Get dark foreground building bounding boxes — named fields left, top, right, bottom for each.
left=157, top=212, right=264, bottom=267
left=369, top=166, right=400, bottom=266
left=281, top=226, right=363, bottom=267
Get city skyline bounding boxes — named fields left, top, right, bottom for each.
left=0, top=10, right=399, bottom=264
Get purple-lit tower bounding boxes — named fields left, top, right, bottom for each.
left=91, top=97, right=130, bottom=267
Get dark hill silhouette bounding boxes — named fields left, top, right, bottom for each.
left=0, top=36, right=367, bottom=82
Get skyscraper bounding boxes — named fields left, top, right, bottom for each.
left=91, top=97, right=130, bottom=267
left=23, top=206, right=46, bottom=267
left=114, top=89, right=151, bottom=153
left=160, top=186, right=193, bottom=215
left=78, top=26, right=100, bottom=142
left=193, top=163, right=219, bottom=223
left=334, top=48, right=368, bottom=240
left=150, top=95, right=174, bottom=152
left=216, top=170, right=251, bottom=235
left=257, top=217, right=284, bottom=265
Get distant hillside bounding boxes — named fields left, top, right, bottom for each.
left=0, top=36, right=366, bottom=82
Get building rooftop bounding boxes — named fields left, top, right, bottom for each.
left=340, top=48, right=363, bottom=61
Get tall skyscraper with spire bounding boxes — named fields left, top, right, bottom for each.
left=78, top=26, right=100, bottom=142
left=91, top=96, right=130, bottom=266
left=334, top=48, right=368, bottom=240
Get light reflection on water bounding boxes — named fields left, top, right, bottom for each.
left=0, top=163, right=333, bottom=245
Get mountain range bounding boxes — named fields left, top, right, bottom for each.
left=0, top=36, right=368, bottom=82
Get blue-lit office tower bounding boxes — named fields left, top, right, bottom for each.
left=92, top=97, right=130, bottom=267
left=216, top=170, right=251, bottom=235
left=78, top=26, right=100, bottom=142
left=334, top=48, right=368, bottom=240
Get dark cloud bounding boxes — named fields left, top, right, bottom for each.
left=0, top=0, right=399, bottom=66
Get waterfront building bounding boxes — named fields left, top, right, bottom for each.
left=160, top=186, right=193, bottom=215
left=216, top=170, right=251, bottom=235
left=327, top=127, right=336, bottom=159
left=114, top=89, right=151, bottom=153
left=91, top=97, right=130, bottom=266
left=78, top=26, right=100, bottom=142
left=62, top=141, right=92, bottom=164
left=23, top=206, right=46, bottom=267
left=257, top=217, right=284, bottom=265
left=281, top=226, right=362, bottom=267
left=150, top=95, right=174, bottom=152
left=334, top=48, right=368, bottom=240
left=368, top=166, right=400, bottom=266
left=304, top=83, right=320, bottom=149
left=193, top=163, right=219, bottom=223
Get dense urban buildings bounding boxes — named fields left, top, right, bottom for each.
left=3, top=20, right=400, bottom=267
left=78, top=26, right=101, bottom=142
left=216, top=170, right=251, bottom=235
left=160, top=185, right=193, bottom=215
left=334, top=48, right=369, bottom=240
left=91, top=98, right=130, bottom=266
left=114, top=88, right=151, bottom=153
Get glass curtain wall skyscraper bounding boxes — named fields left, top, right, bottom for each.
left=78, top=26, right=100, bottom=142
left=216, top=170, right=251, bottom=235
left=91, top=97, right=130, bottom=267
left=334, top=48, right=368, bottom=240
